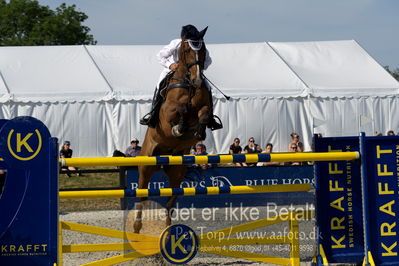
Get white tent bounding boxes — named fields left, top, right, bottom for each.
left=0, top=40, right=398, bottom=157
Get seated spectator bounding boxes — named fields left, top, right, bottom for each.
left=243, top=137, right=262, bottom=166
left=286, top=143, right=302, bottom=166
left=190, top=144, right=196, bottom=155
left=289, top=132, right=303, bottom=152
left=125, top=138, right=142, bottom=157
left=387, top=130, right=395, bottom=136
left=229, top=138, right=246, bottom=167
left=193, top=143, right=212, bottom=169
left=229, top=138, right=242, bottom=154
left=243, top=137, right=262, bottom=154
left=257, top=143, right=280, bottom=166
left=60, top=141, right=81, bottom=177
left=375, top=131, right=383, bottom=136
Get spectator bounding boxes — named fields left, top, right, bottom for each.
left=193, top=143, right=212, bottom=169
left=289, top=132, right=304, bottom=152
left=257, top=143, right=280, bottom=167
left=244, top=137, right=262, bottom=154
left=229, top=138, right=242, bottom=154
left=387, top=130, right=395, bottom=136
left=286, top=143, right=302, bottom=166
left=60, top=141, right=80, bottom=177
left=244, top=137, right=262, bottom=167
left=190, top=144, right=197, bottom=155
left=375, top=131, right=383, bottom=136
left=229, top=138, right=246, bottom=167
left=125, top=138, right=142, bottom=157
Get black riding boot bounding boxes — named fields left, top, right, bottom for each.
left=140, top=87, right=163, bottom=128
left=141, top=72, right=175, bottom=127
left=207, top=89, right=223, bottom=131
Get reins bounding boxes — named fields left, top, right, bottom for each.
left=167, top=42, right=200, bottom=93
left=201, top=74, right=231, bottom=100
left=167, top=41, right=231, bottom=103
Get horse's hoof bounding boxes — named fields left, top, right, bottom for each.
left=166, top=216, right=172, bottom=227
left=133, top=220, right=142, bottom=234
left=171, top=125, right=183, bottom=137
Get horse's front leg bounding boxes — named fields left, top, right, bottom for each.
left=194, top=105, right=210, bottom=140
left=171, top=103, right=189, bottom=137
left=163, top=165, right=187, bottom=227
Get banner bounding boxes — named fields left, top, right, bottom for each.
left=0, top=117, right=58, bottom=265
left=361, top=135, right=399, bottom=265
left=314, top=135, right=364, bottom=264
left=125, top=165, right=314, bottom=208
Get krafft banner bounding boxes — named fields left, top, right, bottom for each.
left=125, top=165, right=314, bottom=208
left=361, top=134, right=399, bottom=265
left=314, top=136, right=364, bottom=264
left=0, top=117, right=58, bottom=265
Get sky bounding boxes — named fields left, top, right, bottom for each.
left=39, top=0, right=399, bottom=69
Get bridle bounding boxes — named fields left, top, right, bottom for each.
left=168, top=40, right=204, bottom=92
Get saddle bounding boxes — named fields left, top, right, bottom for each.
left=159, top=71, right=175, bottom=99
left=141, top=70, right=222, bottom=131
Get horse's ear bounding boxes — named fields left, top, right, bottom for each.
left=199, top=26, right=208, bottom=39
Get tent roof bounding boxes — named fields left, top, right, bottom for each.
left=269, top=40, right=399, bottom=97
left=0, top=40, right=397, bottom=103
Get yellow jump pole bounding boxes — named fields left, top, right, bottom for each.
left=59, top=184, right=311, bottom=199
left=61, top=152, right=359, bottom=167
left=269, top=151, right=359, bottom=162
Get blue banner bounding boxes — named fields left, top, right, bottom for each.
left=361, top=135, right=399, bottom=265
left=314, top=135, right=364, bottom=264
left=0, top=117, right=58, bottom=266
left=125, top=165, right=314, bottom=208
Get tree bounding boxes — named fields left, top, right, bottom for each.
left=392, top=69, right=399, bottom=81
left=384, top=66, right=399, bottom=81
left=0, top=0, right=96, bottom=46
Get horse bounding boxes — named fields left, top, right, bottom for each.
left=133, top=31, right=212, bottom=233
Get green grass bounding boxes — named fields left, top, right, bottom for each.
left=59, top=167, right=121, bottom=212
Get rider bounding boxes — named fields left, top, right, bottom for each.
left=140, top=25, right=223, bottom=130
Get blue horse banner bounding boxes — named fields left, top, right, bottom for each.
left=361, top=134, right=399, bottom=265
left=125, top=166, right=314, bottom=208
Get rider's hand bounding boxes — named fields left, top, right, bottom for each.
left=169, top=63, right=178, bottom=71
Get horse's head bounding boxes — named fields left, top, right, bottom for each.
left=179, top=25, right=208, bottom=88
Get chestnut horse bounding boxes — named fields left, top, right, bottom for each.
left=134, top=35, right=211, bottom=233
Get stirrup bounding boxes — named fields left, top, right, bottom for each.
left=140, top=113, right=151, bottom=125
left=208, top=115, right=223, bottom=131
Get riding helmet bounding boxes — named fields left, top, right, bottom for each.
left=181, top=25, right=200, bottom=40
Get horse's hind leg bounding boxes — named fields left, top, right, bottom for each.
left=133, top=164, right=159, bottom=233
left=163, top=165, right=187, bottom=227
